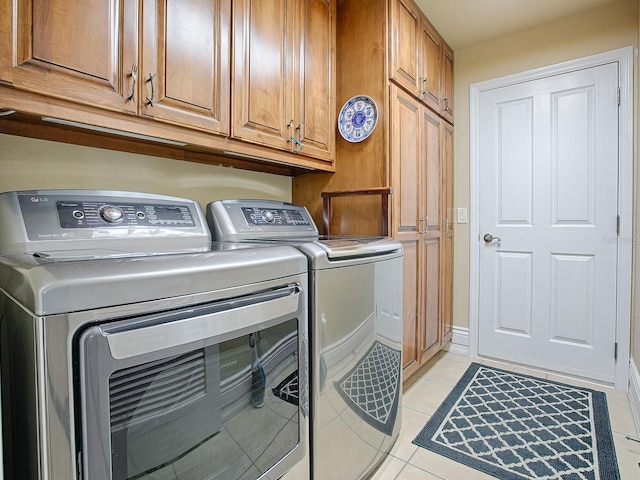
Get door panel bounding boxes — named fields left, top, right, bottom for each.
left=232, top=0, right=293, bottom=150
left=141, top=0, right=230, bottom=134
left=420, top=19, right=441, bottom=112
left=495, top=99, right=533, bottom=225
left=552, top=87, right=595, bottom=224
left=550, top=254, right=594, bottom=344
left=296, top=0, right=335, bottom=160
left=478, top=63, right=619, bottom=382
left=1, top=0, right=138, bottom=113
left=391, top=86, right=421, bottom=374
left=495, top=251, right=533, bottom=336
left=422, top=238, right=440, bottom=356
left=389, top=0, right=421, bottom=97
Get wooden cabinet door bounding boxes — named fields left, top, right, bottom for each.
left=392, top=87, right=444, bottom=379
left=420, top=108, right=442, bottom=360
left=232, top=0, right=295, bottom=151
left=390, top=86, right=422, bottom=377
left=441, top=44, right=454, bottom=123
left=141, top=0, right=230, bottom=135
left=420, top=19, right=442, bottom=113
left=294, top=0, right=335, bottom=161
left=441, top=121, right=454, bottom=343
left=389, top=0, right=421, bottom=98
left=0, top=0, right=138, bottom=113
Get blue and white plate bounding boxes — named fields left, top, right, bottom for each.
left=338, top=95, right=378, bottom=143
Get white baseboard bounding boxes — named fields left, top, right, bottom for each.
left=443, top=326, right=469, bottom=356
left=628, top=359, right=640, bottom=436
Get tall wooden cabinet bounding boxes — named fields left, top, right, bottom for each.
left=292, top=0, right=454, bottom=379
left=390, top=86, right=444, bottom=374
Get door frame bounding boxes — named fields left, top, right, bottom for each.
left=469, top=47, right=633, bottom=391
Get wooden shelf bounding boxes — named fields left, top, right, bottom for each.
left=321, top=187, right=392, bottom=235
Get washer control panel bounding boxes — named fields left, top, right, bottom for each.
left=207, top=199, right=318, bottom=242
left=240, top=207, right=312, bottom=227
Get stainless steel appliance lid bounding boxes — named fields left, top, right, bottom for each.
left=206, top=199, right=402, bottom=259
left=0, top=245, right=307, bottom=315
left=0, top=189, right=211, bottom=256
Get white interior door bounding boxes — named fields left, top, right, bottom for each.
left=477, top=62, right=620, bottom=383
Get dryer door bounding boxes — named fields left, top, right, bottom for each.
left=77, top=285, right=307, bottom=480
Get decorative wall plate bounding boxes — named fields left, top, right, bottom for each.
left=337, top=95, right=378, bottom=142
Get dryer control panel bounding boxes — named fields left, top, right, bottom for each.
left=0, top=190, right=211, bottom=256
left=55, top=200, right=196, bottom=228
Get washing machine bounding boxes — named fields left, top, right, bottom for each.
left=0, top=190, right=309, bottom=480
left=207, top=199, right=403, bottom=480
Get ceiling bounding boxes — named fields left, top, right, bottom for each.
left=414, top=0, right=627, bottom=50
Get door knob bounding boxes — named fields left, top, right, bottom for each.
left=483, top=233, right=501, bottom=243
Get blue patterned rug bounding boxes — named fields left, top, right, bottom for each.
left=413, top=362, right=620, bottom=480
left=335, top=341, right=401, bottom=435
left=272, top=370, right=299, bottom=406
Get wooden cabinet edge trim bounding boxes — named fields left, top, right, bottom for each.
left=0, top=86, right=335, bottom=175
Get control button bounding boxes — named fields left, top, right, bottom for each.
left=262, top=210, right=275, bottom=223
left=99, top=205, right=124, bottom=224
left=72, top=210, right=85, bottom=219
left=136, top=211, right=146, bottom=219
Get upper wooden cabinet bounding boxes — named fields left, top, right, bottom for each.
left=389, top=0, right=422, bottom=99
left=232, top=0, right=335, bottom=160
left=231, top=0, right=294, bottom=152
left=0, top=0, right=139, bottom=114
left=441, top=43, right=454, bottom=124
left=421, top=19, right=442, bottom=114
left=141, top=0, right=231, bottom=135
left=296, top=0, right=336, bottom=161
left=0, top=0, right=336, bottom=170
left=388, top=0, right=452, bottom=122
left=0, top=0, right=231, bottom=133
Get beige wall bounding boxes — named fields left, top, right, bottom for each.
left=451, top=1, right=638, bottom=351
left=0, top=134, right=292, bottom=209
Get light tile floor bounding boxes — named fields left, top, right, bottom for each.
left=370, top=350, right=640, bottom=480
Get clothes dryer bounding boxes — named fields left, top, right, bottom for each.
left=0, top=190, right=309, bottom=480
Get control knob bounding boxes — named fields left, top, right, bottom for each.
left=262, top=210, right=275, bottom=223
left=100, top=205, right=124, bottom=224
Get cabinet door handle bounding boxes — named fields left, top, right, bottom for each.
left=294, top=124, right=303, bottom=154
left=287, top=120, right=302, bottom=153
left=145, top=73, right=157, bottom=107
left=127, top=65, right=137, bottom=102
left=422, top=77, right=427, bottom=95
left=419, top=217, right=429, bottom=234
left=444, top=98, right=450, bottom=112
